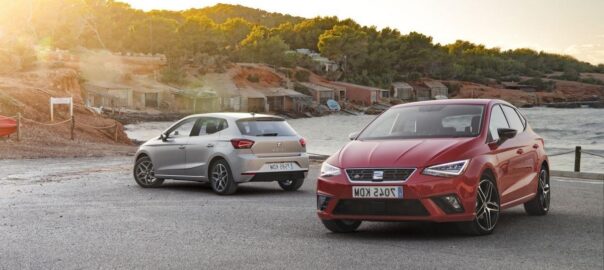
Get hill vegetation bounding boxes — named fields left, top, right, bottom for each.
left=1, top=1, right=603, bottom=88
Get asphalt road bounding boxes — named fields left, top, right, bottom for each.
left=1, top=157, right=602, bottom=269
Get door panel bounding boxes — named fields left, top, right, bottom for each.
left=185, top=134, right=218, bottom=178
left=151, top=137, right=188, bottom=176
left=152, top=117, right=198, bottom=177
left=499, top=135, right=535, bottom=204
left=183, top=117, right=229, bottom=178
left=499, top=105, right=537, bottom=204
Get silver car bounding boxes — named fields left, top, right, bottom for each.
left=133, top=113, right=310, bottom=195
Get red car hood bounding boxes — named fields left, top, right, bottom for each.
left=333, top=138, right=476, bottom=169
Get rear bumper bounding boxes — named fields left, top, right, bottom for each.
left=316, top=171, right=477, bottom=223
left=230, top=153, right=310, bottom=183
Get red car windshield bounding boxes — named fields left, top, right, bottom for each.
left=358, top=104, right=484, bottom=140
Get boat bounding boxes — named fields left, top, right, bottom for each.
left=326, top=99, right=341, bottom=111
left=0, top=115, right=17, bottom=137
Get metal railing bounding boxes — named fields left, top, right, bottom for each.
left=537, top=146, right=602, bottom=172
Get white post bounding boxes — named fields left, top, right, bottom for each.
left=50, top=98, right=54, bottom=122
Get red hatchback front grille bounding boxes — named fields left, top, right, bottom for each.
left=345, top=168, right=415, bottom=182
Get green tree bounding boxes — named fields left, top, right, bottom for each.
left=127, top=16, right=179, bottom=54
left=219, top=17, right=253, bottom=50
left=238, top=26, right=290, bottom=66
left=318, top=25, right=368, bottom=77
left=291, top=16, right=340, bottom=50
left=177, top=15, right=223, bottom=58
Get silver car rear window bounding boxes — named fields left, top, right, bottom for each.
left=236, top=117, right=297, bottom=137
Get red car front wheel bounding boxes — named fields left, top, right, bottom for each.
left=321, top=219, right=362, bottom=233
left=459, top=175, right=500, bottom=235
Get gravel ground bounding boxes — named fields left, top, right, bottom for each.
left=0, top=156, right=602, bottom=269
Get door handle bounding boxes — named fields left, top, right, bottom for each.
left=533, top=144, right=539, bottom=149
left=207, top=144, right=215, bottom=148
left=179, top=146, right=186, bottom=150
left=516, top=149, right=524, bottom=154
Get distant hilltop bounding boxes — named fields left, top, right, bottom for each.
left=0, top=2, right=603, bottom=90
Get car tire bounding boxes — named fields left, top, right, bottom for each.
left=321, top=219, right=362, bottom=233
left=210, top=159, right=237, bottom=195
left=133, top=156, right=164, bottom=188
left=524, top=166, right=550, bottom=216
left=278, top=177, right=305, bottom=191
left=458, top=174, right=500, bottom=236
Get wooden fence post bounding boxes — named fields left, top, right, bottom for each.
left=114, top=120, right=118, bottom=142
left=16, top=112, right=21, bottom=141
left=71, top=116, right=75, bottom=140
left=574, top=146, right=581, bottom=172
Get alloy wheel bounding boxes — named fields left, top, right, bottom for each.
left=475, top=179, right=500, bottom=231
left=212, top=164, right=229, bottom=192
left=539, top=169, right=550, bottom=210
left=136, top=159, right=158, bottom=185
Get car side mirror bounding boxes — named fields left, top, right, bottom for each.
left=160, top=133, right=169, bottom=142
left=348, top=131, right=360, bottom=141
left=488, top=128, right=517, bottom=149
left=497, top=128, right=517, bottom=143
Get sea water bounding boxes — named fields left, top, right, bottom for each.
left=125, top=107, right=604, bottom=173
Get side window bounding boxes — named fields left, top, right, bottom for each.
left=169, top=118, right=197, bottom=138
left=516, top=109, right=527, bottom=128
left=489, top=105, right=509, bottom=141
left=197, top=118, right=228, bottom=136
left=501, top=105, right=524, bottom=133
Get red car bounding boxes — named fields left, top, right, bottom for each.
left=317, top=99, right=550, bottom=235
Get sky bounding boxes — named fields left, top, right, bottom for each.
left=120, top=0, right=604, bottom=65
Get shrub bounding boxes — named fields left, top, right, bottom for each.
left=247, top=74, right=260, bottom=82
left=407, top=72, right=422, bottom=82
left=160, top=68, right=186, bottom=85
left=522, top=77, right=556, bottom=92
left=294, top=70, right=310, bottom=82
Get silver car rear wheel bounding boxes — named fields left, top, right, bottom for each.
left=210, top=159, right=237, bottom=195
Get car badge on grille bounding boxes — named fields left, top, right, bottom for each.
left=353, top=174, right=361, bottom=179
left=373, top=171, right=384, bottom=180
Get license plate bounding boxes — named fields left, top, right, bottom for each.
left=267, top=162, right=294, bottom=171
left=352, top=186, right=403, bottom=199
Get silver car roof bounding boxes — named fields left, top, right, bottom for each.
left=182, top=112, right=283, bottom=121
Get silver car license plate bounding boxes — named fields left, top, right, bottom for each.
left=268, top=162, right=294, bottom=171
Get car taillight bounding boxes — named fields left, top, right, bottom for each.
left=299, top=138, right=306, bottom=148
left=231, top=139, right=255, bottom=149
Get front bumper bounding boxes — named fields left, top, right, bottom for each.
left=230, top=153, right=310, bottom=183
left=316, top=169, right=478, bottom=223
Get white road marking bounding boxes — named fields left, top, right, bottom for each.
left=552, top=178, right=604, bottom=184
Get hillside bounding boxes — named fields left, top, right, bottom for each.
left=183, top=4, right=303, bottom=27
left=1, top=1, right=602, bottom=91
left=0, top=62, right=143, bottom=159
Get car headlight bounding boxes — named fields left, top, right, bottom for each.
left=320, top=162, right=341, bottom=177
left=423, top=159, right=469, bottom=177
